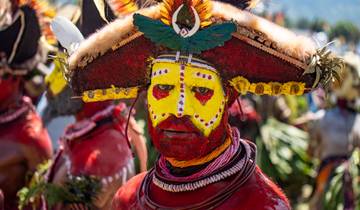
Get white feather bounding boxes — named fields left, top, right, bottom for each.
left=50, top=16, right=84, bottom=54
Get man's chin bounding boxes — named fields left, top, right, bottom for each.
left=161, top=148, right=202, bottom=161
left=157, top=138, right=207, bottom=160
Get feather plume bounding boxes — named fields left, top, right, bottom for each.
left=50, top=16, right=84, bottom=54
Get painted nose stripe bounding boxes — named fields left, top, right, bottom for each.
left=177, top=64, right=186, bottom=117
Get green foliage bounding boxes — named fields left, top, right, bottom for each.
left=63, top=175, right=101, bottom=206
left=285, top=95, right=308, bottom=121
left=328, top=21, right=360, bottom=44
left=296, top=18, right=311, bottom=30
left=304, top=44, right=343, bottom=90
left=18, top=160, right=52, bottom=210
left=18, top=160, right=101, bottom=210
left=323, top=149, right=360, bottom=210
left=296, top=18, right=328, bottom=32
left=310, top=18, right=328, bottom=33
left=256, top=118, right=315, bottom=204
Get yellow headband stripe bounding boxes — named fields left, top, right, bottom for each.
left=230, top=76, right=306, bottom=96
left=82, top=86, right=139, bottom=102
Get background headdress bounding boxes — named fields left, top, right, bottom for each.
left=77, top=0, right=139, bottom=38
left=0, top=0, right=55, bottom=76
left=65, top=0, right=343, bottom=102
left=44, top=0, right=142, bottom=120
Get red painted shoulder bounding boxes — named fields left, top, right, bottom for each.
left=69, top=124, right=132, bottom=176
left=0, top=109, right=52, bottom=162
left=112, top=172, right=147, bottom=210
left=220, top=166, right=290, bottom=210
left=20, top=110, right=53, bottom=159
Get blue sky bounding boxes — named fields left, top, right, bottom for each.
left=261, top=0, right=360, bottom=27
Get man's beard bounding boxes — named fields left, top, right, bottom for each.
left=148, top=113, right=229, bottom=161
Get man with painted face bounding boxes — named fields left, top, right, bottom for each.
left=0, top=1, right=53, bottom=209
left=65, top=0, right=342, bottom=209
left=147, top=58, right=230, bottom=162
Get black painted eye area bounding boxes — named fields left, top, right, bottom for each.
left=156, top=84, right=175, bottom=91
left=192, top=86, right=211, bottom=95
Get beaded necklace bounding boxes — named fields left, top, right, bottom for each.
left=152, top=128, right=255, bottom=192
left=157, top=128, right=241, bottom=183
left=138, top=132, right=257, bottom=209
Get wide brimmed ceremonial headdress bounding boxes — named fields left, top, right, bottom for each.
left=66, top=0, right=342, bottom=102
left=0, top=0, right=55, bottom=76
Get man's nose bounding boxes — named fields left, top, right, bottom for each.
left=170, top=114, right=192, bottom=123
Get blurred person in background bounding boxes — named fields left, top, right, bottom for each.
left=0, top=0, right=53, bottom=209
left=18, top=0, right=148, bottom=209
left=308, top=52, right=360, bottom=210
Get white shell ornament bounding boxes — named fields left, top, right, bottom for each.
left=171, top=4, right=201, bottom=38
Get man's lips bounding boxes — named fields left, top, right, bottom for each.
left=161, top=129, right=198, bottom=139
left=155, top=116, right=203, bottom=139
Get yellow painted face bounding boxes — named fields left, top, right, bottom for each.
left=147, top=61, right=227, bottom=137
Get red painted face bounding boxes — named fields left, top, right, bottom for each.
left=147, top=61, right=231, bottom=160
left=148, top=109, right=230, bottom=160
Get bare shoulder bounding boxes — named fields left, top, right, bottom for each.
left=253, top=167, right=290, bottom=210
left=112, top=172, right=147, bottom=210
left=225, top=167, right=290, bottom=210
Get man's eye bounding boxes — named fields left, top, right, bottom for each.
left=192, top=86, right=211, bottom=94
left=156, top=84, right=174, bottom=91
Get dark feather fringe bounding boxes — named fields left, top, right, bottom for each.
left=216, top=0, right=259, bottom=10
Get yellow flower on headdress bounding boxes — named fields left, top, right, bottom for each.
left=229, top=76, right=250, bottom=95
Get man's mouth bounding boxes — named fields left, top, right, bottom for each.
left=154, top=115, right=204, bottom=139
left=161, top=129, right=199, bottom=139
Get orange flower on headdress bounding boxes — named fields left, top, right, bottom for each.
left=160, top=0, right=213, bottom=28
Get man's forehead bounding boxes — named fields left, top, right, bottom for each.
left=151, top=62, right=219, bottom=79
